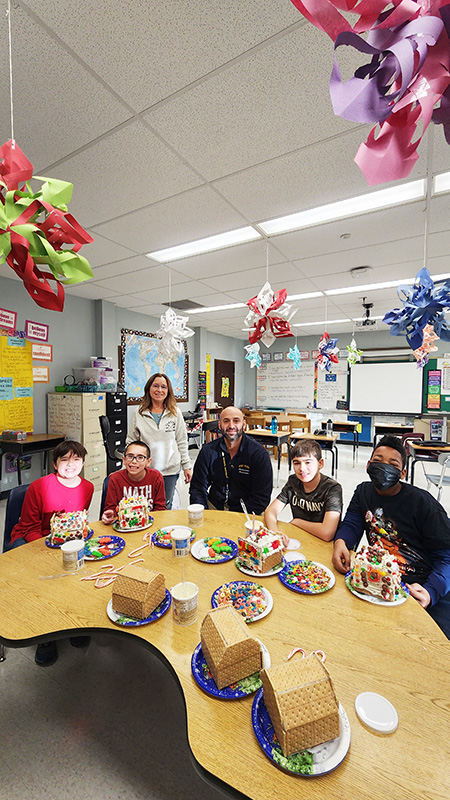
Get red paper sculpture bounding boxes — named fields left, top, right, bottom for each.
left=0, top=140, right=94, bottom=311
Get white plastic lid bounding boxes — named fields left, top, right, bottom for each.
left=286, top=538, right=301, bottom=551
left=171, top=527, right=191, bottom=541
left=61, top=539, right=85, bottom=553
left=355, top=692, right=398, bottom=734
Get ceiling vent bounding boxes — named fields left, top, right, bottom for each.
left=162, top=300, right=205, bottom=311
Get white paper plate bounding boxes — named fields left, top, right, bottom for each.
left=355, top=692, right=398, bottom=734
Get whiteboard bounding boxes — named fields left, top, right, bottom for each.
left=350, top=362, right=423, bottom=414
left=256, top=360, right=348, bottom=409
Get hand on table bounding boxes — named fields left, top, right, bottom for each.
left=406, top=583, right=431, bottom=608
left=184, top=469, right=192, bottom=484
left=332, top=539, right=351, bottom=574
left=101, top=509, right=114, bottom=525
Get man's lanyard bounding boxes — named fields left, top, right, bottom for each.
left=221, top=451, right=230, bottom=511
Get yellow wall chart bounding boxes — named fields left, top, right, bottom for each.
left=0, top=336, right=34, bottom=431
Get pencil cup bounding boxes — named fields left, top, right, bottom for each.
left=187, top=503, right=204, bottom=527
left=61, top=540, right=85, bottom=571
left=171, top=582, right=199, bottom=626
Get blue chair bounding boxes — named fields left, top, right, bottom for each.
left=99, top=475, right=110, bottom=519
left=3, top=483, right=30, bottom=553
left=1, top=483, right=30, bottom=661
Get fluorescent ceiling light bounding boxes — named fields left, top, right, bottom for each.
left=433, top=172, right=450, bottom=195
left=258, top=180, right=425, bottom=236
left=189, top=302, right=246, bottom=314
left=146, top=226, right=261, bottom=262
left=325, top=279, right=407, bottom=296
left=286, top=291, right=324, bottom=301
left=293, top=318, right=350, bottom=327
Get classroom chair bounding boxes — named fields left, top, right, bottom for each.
left=1, top=483, right=31, bottom=661
left=99, top=474, right=111, bottom=519
left=421, top=453, right=450, bottom=503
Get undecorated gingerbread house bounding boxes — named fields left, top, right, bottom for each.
left=201, top=605, right=262, bottom=689
left=260, top=653, right=340, bottom=755
left=112, top=565, right=165, bottom=619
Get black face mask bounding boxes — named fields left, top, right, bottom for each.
left=367, top=461, right=402, bottom=491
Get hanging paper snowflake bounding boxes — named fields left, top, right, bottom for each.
left=413, top=323, right=439, bottom=368
left=156, top=307, right=194, bottom=358
left=244, top=281, right=296, bottom=348
left=0, top=139, right=93, bottom=311
left=346, top=338, right=363, bottom=367
left=287, top=344, right=302, bottom=370
left=316, top=331, right=339, bottom=372
left=244, top=342, right=261, bottom=369
left=383, top=267, right=450, bottom=351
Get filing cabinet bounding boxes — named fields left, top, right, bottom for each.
left=47, top=392, right=107, bottom=491
left=105, top=391, right=127, bottom=475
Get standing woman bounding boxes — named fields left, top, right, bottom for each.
left=126, top=373, right=192, bottom=509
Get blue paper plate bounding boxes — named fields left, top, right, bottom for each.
left=278, top=560, right=335, bottom=594
left=151, top=525, right=196, bottom=548
left=106, top=590, right=172, bottom=626
left=211, top=580, right=273, bottom=622
left=84, top=535, right=125, bottom=560
left=191, top=642, right=269, bottom=699
left=191, top=537, right=238, bottom=563
left=252, top=689, right=350, bottom=776
left=45, top=528, right=93, bottom=548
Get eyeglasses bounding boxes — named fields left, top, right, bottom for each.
left=123, top=454, right=147, bottom=463
left=152, top=384, right=168, bottom=391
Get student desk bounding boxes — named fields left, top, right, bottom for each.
left=408, top=441, right=450, bottom=485
left=321, top=420, right=359, bottom=463
left=373, top=423, right=414, bottom=447
left=0, top=433, right=65, bottom=486
left=289, top=432, right=339, bottom=477
left=201, top=418, right=220, bottom=444
left=0, top=510, right=448, bottom=800
left=245, top=428, right=290, bottom=486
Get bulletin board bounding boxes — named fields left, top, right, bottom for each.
left=422, top=358, right=450, bottom=412
left=256, top=360, right=348, bottom=409
left=0, top=336, right=34, bottom=431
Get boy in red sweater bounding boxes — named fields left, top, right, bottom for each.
left=101, top=440, right=166, bottom=523
left=10, top=439, right=94, bottom=547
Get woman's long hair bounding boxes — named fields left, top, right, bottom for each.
left=139, top=373, right=177, bottom=416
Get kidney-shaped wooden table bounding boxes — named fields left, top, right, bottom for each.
left=0, top=510, right=449, bottom=800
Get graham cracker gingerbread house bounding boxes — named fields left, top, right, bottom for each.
left=112, top=565, right=165, bottom=620
left=201, top=605, right=262, bottom=689
left=260, top=652, right=340, bottom=755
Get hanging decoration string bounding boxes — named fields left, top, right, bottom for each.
left=266, top=241, right=269, bottom=284
left=423, top=127, right=434, bottom=270
left=7, top=0, right=15, bottom=145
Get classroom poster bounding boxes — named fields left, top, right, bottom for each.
left=427, top=369, right=441, bottom=410
left=0, top=336, right=34, bottom=431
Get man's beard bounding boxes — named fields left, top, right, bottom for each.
left=222, top=425, right=244, bottom=442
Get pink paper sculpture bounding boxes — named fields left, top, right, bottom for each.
left=413, top=323, right=439, bottom=366
left=0, top=140, right=93, bottom=311
left=290, top=0, right=450, bottom=184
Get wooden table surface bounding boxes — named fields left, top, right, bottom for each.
left=0, top=510, right=449, bottom=800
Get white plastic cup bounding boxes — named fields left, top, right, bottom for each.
left=171, top=581, right=199, bottom=626
left=244, top=520, right=264, bottom=537
left=187, top=503, right=204, bottom=527
left=171, top=527, right=191, bottom=557
left=61, top=539, right=85, bottom=571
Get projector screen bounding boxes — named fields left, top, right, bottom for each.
left=350, top=362, right=423, bottom=414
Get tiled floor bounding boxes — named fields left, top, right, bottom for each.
left=0, top=443, right=448, bottom=799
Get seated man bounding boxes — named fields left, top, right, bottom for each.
left=189, top=406, right=272, bottom=514
left=264, top=439, right=342, bottom=541
left=101, top=440, right=166, bottom=523
left=332, top=435, right=450, bottom=639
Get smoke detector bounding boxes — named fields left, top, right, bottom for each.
left=350, top=266, right=372, bottom=279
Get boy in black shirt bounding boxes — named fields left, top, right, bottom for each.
left=264, top=439, right=342, bottom=541
left=333, top=435, right=450, bottom=639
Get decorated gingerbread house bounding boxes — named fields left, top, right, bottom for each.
left=237, top=528, right=283, bottom=573
left=201, top=606, right=262, bottom=689
left=352, top=542, right=401, bottom=602
left=48, top=510, right=89, bottom=544
left=261, top=653, right=340, bottom=756
left=117, top=495, right=149, bottom=529
left=112, top=565, right=165, bottom=619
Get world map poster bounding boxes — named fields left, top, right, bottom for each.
left=120, top=329, right=188, bottom=403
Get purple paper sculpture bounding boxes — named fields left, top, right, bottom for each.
left=383, top=267, right=450, bottom=350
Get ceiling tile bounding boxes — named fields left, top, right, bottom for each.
left=169, top=240, right=284, bottom=281
left=92, top=185, right=248, bottom=251
left=94, top=264, right=187, bottom=294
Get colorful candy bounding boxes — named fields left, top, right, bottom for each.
left=215, top=582, right=266, bottom=620
left=284, top=562, right=330, bottom=592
